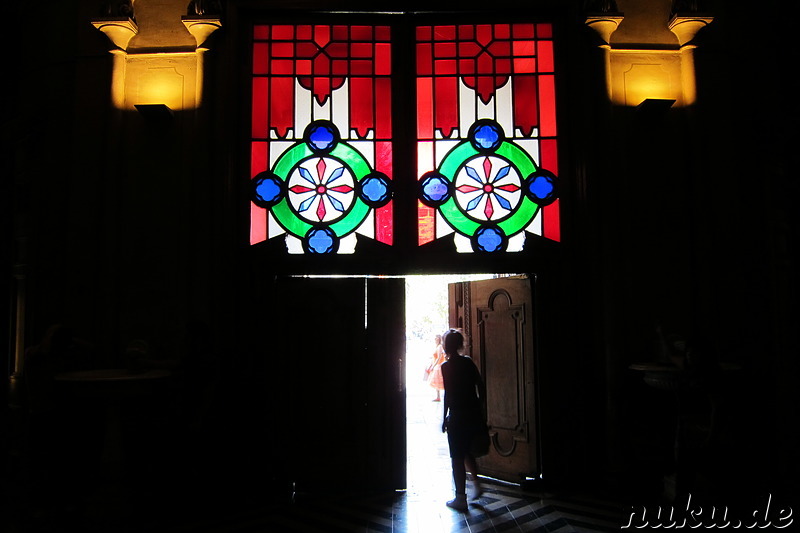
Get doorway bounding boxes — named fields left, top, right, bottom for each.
left=266, top=273, right=538, bottom=494
left=404, top=273, right=541, bottom=494
left=403, top=274, right=495, bottom=499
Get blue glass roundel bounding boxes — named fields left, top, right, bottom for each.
left=359, top=172, right=392, bottom=207
left=304, top=226, right=338, bottom=254
left=469, top=120, right=504, bottom=153
left=251, top=171, right=285, bottom=208
left=472, top=225, right=507, bottom=253
left=524, top=170, right=559, bottom=206
left=419, top=172, right=452, bottom=207
left=304, top=120, right=339, bottom=153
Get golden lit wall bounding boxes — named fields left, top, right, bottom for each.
left=586, top=0, right=712, bottom=107
left=92, top=1, right=220, bottom=111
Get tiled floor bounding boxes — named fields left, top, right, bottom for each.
left=164, top=482, right=625, bottom=532
left=141, top=377, right=625, bottom=532
left=2, top=376, right=625, bottom=532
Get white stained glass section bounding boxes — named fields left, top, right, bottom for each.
left=332, top=80, right=350, bottom=138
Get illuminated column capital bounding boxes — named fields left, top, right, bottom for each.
left=585, top=13, right=625, bottom=47
left=91, top=17, right=138, bottom=51
left=668, top=14, right=713, bottom=106
left=182, top=16, right=222, bottom=49
left=669, top=14, right=714, bottom=47
left=585, top=13, right=624, bottom=101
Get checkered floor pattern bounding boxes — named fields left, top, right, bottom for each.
left=153, top=480, right=624, bottom=532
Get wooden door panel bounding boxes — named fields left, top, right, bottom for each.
left=479, top=290, right=526, bottom=436
left=450, top=277, right=538, bottom=482
left=269, top=276, right=405, bottom=492
left=365, top=277, right=407, bottom=490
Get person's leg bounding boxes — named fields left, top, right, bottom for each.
left=446, top=455, right=468, bottom=510
left=446, top=431, right=469, bottom=511
left=464, top=453, right=483, bottom=499
left=451, top=456, right=467, bottom=495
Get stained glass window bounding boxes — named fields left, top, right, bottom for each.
left=249, top=24, right=393, bottom=254
left=416, top=23, right=560, bottom=253
left=248, top=20, right=561, bottom=256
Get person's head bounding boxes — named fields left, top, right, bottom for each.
left=442, top=328, right=464, bottom=356
left=435, top=334, right=442, bottom=345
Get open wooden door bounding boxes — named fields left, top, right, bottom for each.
left=448, top=276, right=539, bottom=482
left=268, top=276, right=406, bottom=492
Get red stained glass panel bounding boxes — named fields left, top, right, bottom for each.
left=251, top=78, right=268, bottom=138
left=375, top=43, right=391, bottom=75
left=272, top=25, right=294, bottom=40
left=416, top=78, right=433, bottom=138
left=513, top=24, right=534, bottom=38
left=537, top=40, right=554, bottom=72
left=538, top=74, right=557, bottom=137
left=514, top=57, right=536, bottom=74
left=350, top=77, right=374, bottom=139
left=418, top=203, right=435, bottom=245
left=513, top=76, right=538, bottom=136
left=250, top=24, right=394, bottom=249
left=417, top=43, right=432, bottom=73
left=435, top=26, right=456, bottom=40
left=476, top=24, right=492, bottom=45
left=253, top=43, right=269, bottom=74
left=251, top=141, right=268, bottom=177
left=250, top=141, right=269, bottom=245
left=375, top=78, right=392, bottom=138
left=536, top=23, right=552, bottom=38
left=436, top=59, right=457, bottom=76
left=270, top=77, right=294, bottom=138
left=351, top=60, right=373, bottom=75
left=352, top=26, right=372, bottom=40
left=495, top=24, right=510, bottom=39
left=435, top=77, right=458, bottom=138
left=416, top=22, right=561, bottom=249
left=351, top=43, right=372, bottom=57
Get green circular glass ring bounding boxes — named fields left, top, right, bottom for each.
left=270, top=141, right=373, bottom=238
left=437, top=140, right=542, bottom=238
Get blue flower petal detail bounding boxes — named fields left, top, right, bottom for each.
left=494, top=192, right=512, bottom=210
left=466, top=194, right=484, bottom=211
left=325, top=166, right=345, bottom=185
left=298, top=195, right=316, bottom=212
left=327, top=194, right=345, bottom=212
left=493, top=165, right=510, bottom=181
left=465, top=165, right=484, bottom=184
left=298, top=167, right=316, bottom=185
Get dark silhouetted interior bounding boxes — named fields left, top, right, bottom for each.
left=2, top=0, right=796, bottom=531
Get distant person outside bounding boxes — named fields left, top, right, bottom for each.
left=426, top=333, right=446, bottom=401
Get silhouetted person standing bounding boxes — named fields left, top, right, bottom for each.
left=440, top=328, right=485, bottom=511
